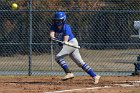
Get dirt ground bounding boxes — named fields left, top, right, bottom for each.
left=0, top=76, right=139, bottom=93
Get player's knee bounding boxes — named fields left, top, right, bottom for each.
left=55, top=56, right=63, bottom=63
left=77, top=62, right=85, bottom=68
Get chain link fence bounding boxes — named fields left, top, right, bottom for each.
left=0, top=0, right=140, bottom=76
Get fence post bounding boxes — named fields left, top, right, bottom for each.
left=51, top=40, right=54, bottom=71
left=28, top=0, right=33, bottom=76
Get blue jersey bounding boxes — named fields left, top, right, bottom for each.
left=50, top=24, right=74, bottom=41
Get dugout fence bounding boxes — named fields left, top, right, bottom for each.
left=0, top=0, right=140, bottom=76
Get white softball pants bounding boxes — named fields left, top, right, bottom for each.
left=55, top=38, right=85, bottom=67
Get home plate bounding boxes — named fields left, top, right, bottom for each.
left=114, top=80, right=140, bottom=87
left=114, top=84, right=135, bottom=87
left=114, top=80, right=140, bottom=83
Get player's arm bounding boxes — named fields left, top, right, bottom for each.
left=63, top=35, right=69, bottom=42
left=63, top=35, right=74, bottom=46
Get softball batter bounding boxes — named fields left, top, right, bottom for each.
left=49, top=12, right=100, bottom=84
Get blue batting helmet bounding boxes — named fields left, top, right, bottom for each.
left=53, top=12, right=66, bottom=21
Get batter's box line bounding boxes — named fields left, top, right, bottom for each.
left=44, top=86, right=111, bottom=93
left=113, top=80, right=140, bottom=83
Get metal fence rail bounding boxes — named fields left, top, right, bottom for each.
left=0, top=0, right=140, bottom=76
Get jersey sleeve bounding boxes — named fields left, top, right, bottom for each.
left=64, top=25, right=72, bottom=36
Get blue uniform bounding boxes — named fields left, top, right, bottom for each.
left=50, top=12, right=99, bottom=82
left=50, top=23, right=97, bottom=78
left=50, top=24, right=74, bottom=41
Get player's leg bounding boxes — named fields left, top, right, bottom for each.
left=55, top=56, right=71, bottom=73
left=69, top=49, right=100, bottom=84
left=55, top=38, right=78, bottom=74
left=55, top=45, right=75, bottom=80
left=69, top=38, right=97, bottom=78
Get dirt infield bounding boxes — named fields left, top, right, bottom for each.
left=0, top=76, right=139, bottom=93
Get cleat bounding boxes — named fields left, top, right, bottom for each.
left=62, top=73, right=74, bottom=81
left=93, top=75, right=101, bottom=84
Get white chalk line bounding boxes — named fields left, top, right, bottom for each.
left=113, top=80, right=140, bottom=87
left=114, top=84, right=136, bottom=87
left=44, top=80, right=140, bottom=93
left=114, top=80, right=140, bottom=83
left=44, top=86, right=111, bottom=93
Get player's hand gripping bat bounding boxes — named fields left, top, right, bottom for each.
left=52, top=38, right=80, bottom=49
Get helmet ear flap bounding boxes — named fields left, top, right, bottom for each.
left=63, top=15, right=66, bottom=22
